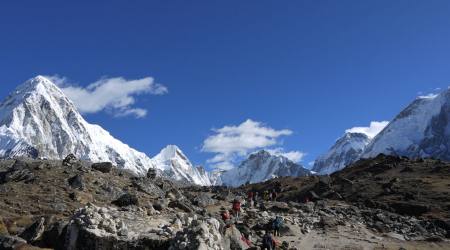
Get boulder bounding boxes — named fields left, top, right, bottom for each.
left=40, top=220, right=68, bottom=249
left=270, top=202, right=290, bottom=213
left=147, top=168, right=157, bottom=179
left=152, top=200, right=167, bottom=211
left=19, top=217, right=45, bottom=243
left=0, top=160, right=35, bottom=184
left=169, top=218, right=224, bottom=250
left=63, top=154, right=78, bottom=167
left=388, top=202, right=430, bottom=217
left=63, top=205, right=171, bottom=250
left=0, top=235, right=27, bottom=250
left=169, top=200, right=193, bottom=213
left=91, top=162, right=113, bottom=173
left=192, top=193, right=216, bottom=208
left=112, top=193, right=139, bottom=207
left=68, top=174, right=85, bottom=190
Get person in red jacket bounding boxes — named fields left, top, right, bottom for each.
left=232, top=198, right=241, bottom=220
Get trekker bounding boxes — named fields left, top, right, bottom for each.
left=263, top=190, right=270, bottom=201
left=232, top=198, right=241, bottom=220
left=221, top=208, right=231, bottom=223
left=272, top=216, right=283, bottom=237
left=271, top=190, right=278, bottom=201
left=262, top=231, right=275, bottom=250
left=220, top=207, right=232, bottom=234
left=247, top=191, right=254, bottom=207
left=248, top=191, right=254, bottom=200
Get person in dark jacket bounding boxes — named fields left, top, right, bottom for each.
left=262, top=231, right=275, bottom=250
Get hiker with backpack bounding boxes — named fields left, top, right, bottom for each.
left=263, top=190, right=270, bottom=201
left=232, top=198, right=241, bottom=221
left=271, top=190, right=278, bottom=201
left=272, top=216, right=283, bottom=237
left=247, top=191, right=254, bottom=208
left=262, top=231, right=276, bottom=250
left=219, top=207, right=233, bottom=234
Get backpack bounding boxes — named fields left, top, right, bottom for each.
left=232, top=201, right=241, bottom=211
left=273, top=216, right=283, bottom=228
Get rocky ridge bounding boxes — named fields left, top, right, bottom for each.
left=0, top=154, right=449, bottom=249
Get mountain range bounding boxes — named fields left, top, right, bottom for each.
left=314, top=90, right=450, bottom=174
left=2, top=76, right=450, bottom=185
left=0, top=76, right=309, bottom=186
left=220, top=150, right=311, bottom=187
left=0, top=76, right=213, bottom=185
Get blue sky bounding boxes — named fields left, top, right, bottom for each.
left=1, top=1, right=450, bottom=170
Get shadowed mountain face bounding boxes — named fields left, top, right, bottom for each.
left=314, top=89, right=450, bottom=175
left=363, top=90, right=450, bottom=160
left=313, top=132, right=370, bottom=175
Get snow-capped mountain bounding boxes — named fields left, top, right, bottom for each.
left=220, top=150, right=311, bottom=187
left=151, top=145, right=212, bottom=186
left=312, top=132, right=371, bottom=175
left=208, top=169, right=225, bottom=186
left=362, top=90, right=450, bottom=160
left=0, top=76, right=211, bottom=185
left=0, top=76, right=156, bottom=174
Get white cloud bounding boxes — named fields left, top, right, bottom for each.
left=47, top=75, right=168, bottom=118
left=114, top=108, right=148, bottom=118
left=346, top=121, right=389, bottom=138
left=265, top=148, right=306, bottom=163
left=202, top=119, right=303, bottom=169
left=418, top=93, right=438, bottom=99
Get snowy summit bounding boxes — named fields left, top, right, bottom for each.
left=0, top=76, right=211, bottom=185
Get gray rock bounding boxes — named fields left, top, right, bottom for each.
left=19, top=217, right=45, bottom=243
left=63, top=154, right=78, bottom=167
left=147, top=168, right=157, bottom=179
left=91, top=162, right=113, bottom=173
left=0, top=160, right=35, bottom=184
left=68, top=174, right=85, bottom=190
left=0, top=235, right=27, bottom=250
left=112, top=193, right=139, bottom=207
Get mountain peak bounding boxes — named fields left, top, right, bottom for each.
left=249, top=150, right=272, bottom=159
left=157, top=145, right=184, bottom=159
left=221, top=149, right=310, bottom=187
left=312, top=131, right=371, bottom=175
left=152, top=145, right=212, bottom=186
left=16, top=75, right=60, bottom=93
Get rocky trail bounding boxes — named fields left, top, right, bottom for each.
left=0, top=154, right=449, bottom=249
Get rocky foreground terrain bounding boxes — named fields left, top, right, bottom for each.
left=0, top=154, right=449, bottom=249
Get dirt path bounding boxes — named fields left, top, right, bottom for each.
left=278, top=223, right=450, bottom=250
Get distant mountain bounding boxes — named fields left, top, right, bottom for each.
left=0, top=76, right=211, bottom=186
left=363, top=90, right=450, bottom=160
left=208, top=169, right=225, bottom=186
left=151, top=145, right=212, bottom=186
left=312, top=132, right=370, bottom=175
left=220, top=150, right=311, bottom=187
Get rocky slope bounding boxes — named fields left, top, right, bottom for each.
left=312, top=132, right=371, bottom=175
left=0, top=76, right=211, bottom=185
left=363, top=90, right=450, bottom=160
left=0, top=155, right=449, bottom=249
left=220, top=150, right=311, bottom=187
